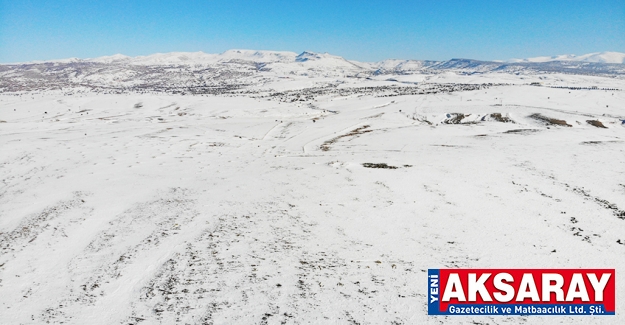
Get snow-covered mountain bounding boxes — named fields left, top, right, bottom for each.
left=2, top=50, right=625, bottom=94
left=369, top=59, right=440, bottom=74
left=12, top=50, right=625, bottom=67
left=22, top=49, right=367, bottom=67
left=508, top=51, right=625, bottom=64
left=220, top=49, right=297, bottom=63
left=85, top=50, right=298, bottom=65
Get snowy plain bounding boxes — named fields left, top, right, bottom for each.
left=1, top=52, right=625, bottom=324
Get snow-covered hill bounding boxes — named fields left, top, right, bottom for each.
left=7, top=50, right=625, bottom=74
left=508, top=51, right=625, bottom=64
left=62, top=50, right=625, bottom=66
left=3, top=49, right=625, bottom=96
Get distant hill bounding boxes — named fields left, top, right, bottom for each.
left=2, top=50, right=624, bottom=94
left=507, top=51, right=625, bottom=64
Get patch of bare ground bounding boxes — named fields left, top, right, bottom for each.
left=580, top=140, right=622, bottom=145
left=529, top=113, right=571, bottom=127
left=362, top=163, right=398, bottom=169
left=362, top=112, right=384, bottom=120
left=320, top=125, right=372, bottom=151
left=586, top=120, right=607, bottom=128
left=489, top=113, right=514, bottom=123
left=503, top=129, right=541, bottom=134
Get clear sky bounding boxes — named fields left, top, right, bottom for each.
left=1, top=0, right=624, bottom=63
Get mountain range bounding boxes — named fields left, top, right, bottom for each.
left=506, top=51, right=625, bottom=64
left=2, top=50, right=624, bottom=94
left=15, top=50, right=625, bottom=66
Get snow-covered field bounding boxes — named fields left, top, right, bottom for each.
left=1, top=71, right=625, bottom=324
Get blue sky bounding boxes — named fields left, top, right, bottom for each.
left=1, top=0, right=624, bottom=63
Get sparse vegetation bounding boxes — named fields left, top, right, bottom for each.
left=320, top=125, right=372, bottom=151
left=362, top=163, right=398, bottom=169
left=529, top=113, right=571, bottom=127
left=586, top=120, right=607, bottom=128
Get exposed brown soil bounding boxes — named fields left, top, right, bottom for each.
left=503, top=129, right=541, bottom=134
left=586, top=120, right=607, bottom=128
left=529, top=113, right=571, bottom=127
